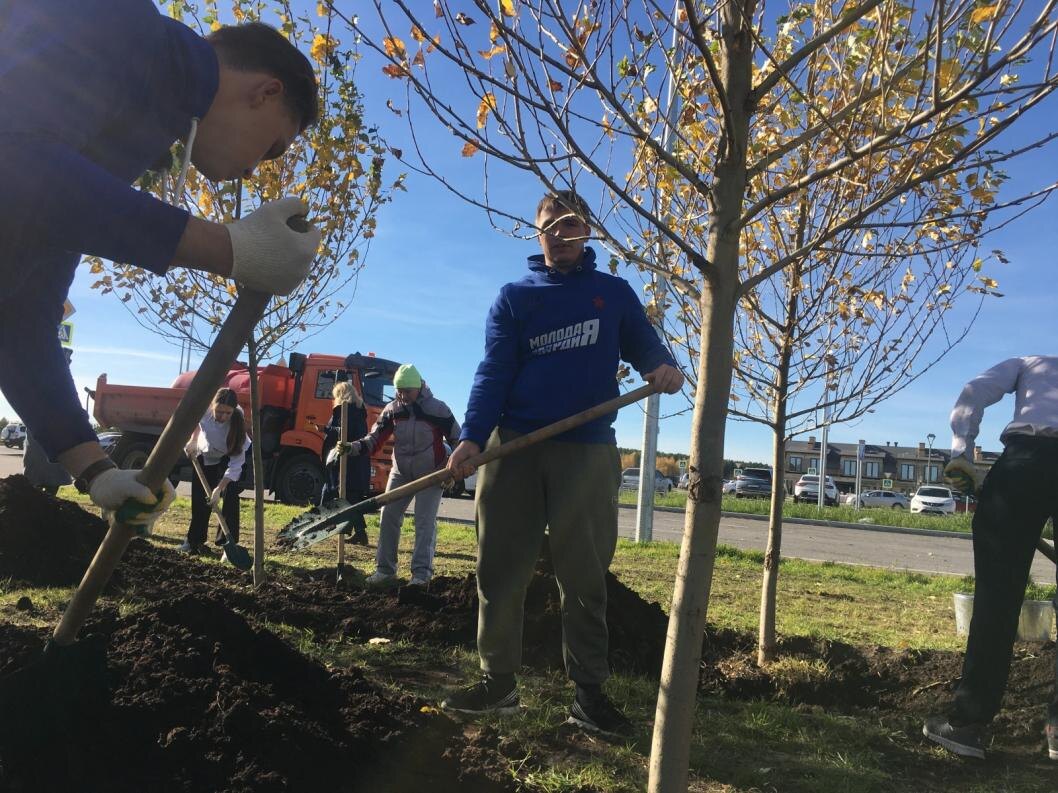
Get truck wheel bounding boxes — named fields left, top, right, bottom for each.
left=110, top=435, right=154, bottom=469
left=275, top=454, right=325, bottom=506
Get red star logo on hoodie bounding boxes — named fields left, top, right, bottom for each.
left=592, top=296, right=605, bottom=310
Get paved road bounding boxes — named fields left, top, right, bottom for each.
left=3, top=448, right=1053, bottom=582
left=433, top=488, right=1058, bottom=585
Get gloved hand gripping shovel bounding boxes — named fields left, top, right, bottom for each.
left=0, top=286, right=275, bottom=745
left=277, top=383, right=659, bottom=551
left=189, top=455, right=252, bottom=570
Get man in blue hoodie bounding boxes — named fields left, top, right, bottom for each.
left=0, top=1, right=321, bottom=526
left=442, top=190, right=683, bottom=736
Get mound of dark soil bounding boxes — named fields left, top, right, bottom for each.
left=697, top=623, right=1056, bottom=758
left=213, top=557, right=670, bottom=678
left=0, top=594, right=514, bottom=793
left=0, top=475, right=107, bottom=585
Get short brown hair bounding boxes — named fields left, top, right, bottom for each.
left=536, top=189, right=590, bottom=225
left=208, top=23, right=319, bottom=131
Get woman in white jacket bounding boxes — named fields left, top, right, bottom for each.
left=180, top=387, right=250, bottom=553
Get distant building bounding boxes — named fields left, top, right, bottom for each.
left=782, top=436, right=999, bottom=495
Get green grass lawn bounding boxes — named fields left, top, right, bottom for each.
left=5, top=490, right=1056, bottom=792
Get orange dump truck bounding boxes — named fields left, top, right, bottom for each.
left=92, top=352, right=399, bottom=505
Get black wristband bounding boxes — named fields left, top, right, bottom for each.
left=74, top=458, right=118, bottom=494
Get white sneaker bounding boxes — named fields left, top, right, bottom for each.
left=365, top=571, right=398, bottom=588
left=408, top=576, right=430, bottom=588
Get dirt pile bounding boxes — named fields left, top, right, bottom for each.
left=0, top=475, right=107, bottom=585
left=214, top=556, right=670, bottom=677
left=0, top=594, right=514, bottom=793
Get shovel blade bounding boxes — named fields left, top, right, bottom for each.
left=276, top=498, right=358, bottom=551
left=221, top=541, right=253, bottom=570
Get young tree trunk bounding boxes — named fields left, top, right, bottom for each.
left=758, top=421, right=787, bottom=666
left=758, top=259, right=801, bottom=666
left=247, top=337, right=267, bottom=587
left=648, top=6, right=754, bottom=789
left=649, top=274, right=737, bottom=791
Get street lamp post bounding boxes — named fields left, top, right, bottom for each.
left=926, top=432, right=936, bottom=484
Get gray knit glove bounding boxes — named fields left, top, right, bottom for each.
left=226, top=197, right=321, bottom=295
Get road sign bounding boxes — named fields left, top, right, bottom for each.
left=678, top=459, right=687, bottom=470
left=857, top=440, right=865, bottom=461
left=807, top=467, right=817, bottom=476
left=733, top=468, right=742, bottom=478
left=881, top=478, right=893, bottom=490
left=58, top=322, right=74, bottom=346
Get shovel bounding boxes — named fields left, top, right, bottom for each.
left=189, top=455, right=252, bottom=571
left=277, top=383, right=659, bottom=551
left=0, top=287, right=273, bottom=746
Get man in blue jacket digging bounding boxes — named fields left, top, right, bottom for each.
left=443, top=189, right=684, bottom=736
left=0, top=0, right=321, bottom=527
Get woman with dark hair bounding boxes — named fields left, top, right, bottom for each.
left=180, top=388, right=250, bottom=553
left=320, top=380, right=370, bottom=545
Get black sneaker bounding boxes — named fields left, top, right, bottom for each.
left=441, top=675, right=519, bottom=715
left=1046, top=719, right=1057, bottom=761
left=568, top=685, right=633, bottom=738
left=922, top=715, right=987, bottom=759
left=350, top=528, right=369, bottom=546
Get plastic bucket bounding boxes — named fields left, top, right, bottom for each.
left=953, top=593, right=1055, bottom=642
left=1018, top=600, right=1055, bottom=643
left=953, top=592, right=974, bottom=636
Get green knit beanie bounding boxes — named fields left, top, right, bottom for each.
left=393, top=363, right=422, bottom=389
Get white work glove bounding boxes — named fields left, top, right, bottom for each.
left=944, top=456, right=980, bottom=496
left=91, top=470, right=176, bottom=536
left=226, top=197, right=321, bottom=296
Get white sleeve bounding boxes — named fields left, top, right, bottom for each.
left=949, top=358, right=1021, bottom=459
left=222, top=416, right=251, bottom=482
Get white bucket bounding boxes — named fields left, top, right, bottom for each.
left=953, top=593, right=1055, bottom=642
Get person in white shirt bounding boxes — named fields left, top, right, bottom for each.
left=923, top=356, right=1058, bottom=761
left=180, top=387, right=250, bottom=553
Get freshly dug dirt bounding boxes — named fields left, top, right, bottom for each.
left=111, top=544, right=671, bottom=678
left=0, top=594, right=514, bottom=793
left=0, top=475, right=107, bottom=585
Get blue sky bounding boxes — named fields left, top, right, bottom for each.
left=4, top=3, right=1056, bottom=464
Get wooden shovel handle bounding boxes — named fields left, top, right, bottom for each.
left=190, top=455, right=235, bottom=543
left=53, top=291, right=271, bottom=646
left=369, top=383, right=658, bottom=510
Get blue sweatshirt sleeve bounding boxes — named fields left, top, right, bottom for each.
left=0, top=253, right=98, bottom=459
left=618, top=281, right=675, bottom=376
left=0, top=137, right=190, bottom=276
left=460, top=289, right=521, bottom=447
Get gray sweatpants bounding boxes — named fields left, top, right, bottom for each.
left=375, top=469, right=444, bottom=581
left=475, top=428, right=620, bottom=685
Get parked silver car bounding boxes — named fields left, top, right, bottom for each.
left=620, top=468, right=673, bottom=494
left=856, top=490, right=909, bottom=509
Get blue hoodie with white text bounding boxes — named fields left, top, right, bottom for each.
left=460, top=248, right=676, bottom=446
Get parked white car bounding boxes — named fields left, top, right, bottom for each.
left=793, top=474, right=838, bottom=506
left=910, top=485, right=956, bottom=515
left=856, top=490, right=909, bottom=509
left=1, top=422, right=26, bottom=450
